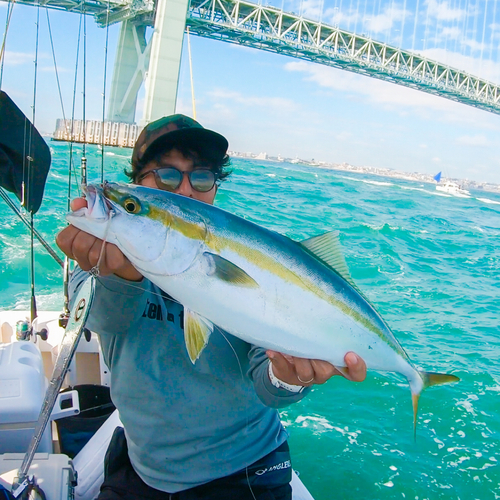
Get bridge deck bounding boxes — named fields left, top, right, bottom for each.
left=3, top=0, right=499, bottom=115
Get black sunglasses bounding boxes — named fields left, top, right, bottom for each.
left=137, top=167, right=218, bottom=193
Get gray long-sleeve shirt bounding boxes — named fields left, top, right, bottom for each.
left=70, top=267, right=310, bottom=493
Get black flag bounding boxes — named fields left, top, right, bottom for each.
left=0, top=91, right=51, bottom=213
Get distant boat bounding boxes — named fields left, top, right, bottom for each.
left=434, top=172, right=470, bottom=197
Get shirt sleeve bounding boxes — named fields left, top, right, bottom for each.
left=69, top=266, right=147, bottom=334
left=247, top=345, right=311, bottom=409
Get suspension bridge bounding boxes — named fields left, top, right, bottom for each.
left=2, top=0, right=499, bottom=125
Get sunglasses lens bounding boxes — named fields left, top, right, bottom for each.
left=189, top=170, right=216, bottom=192
left=155, top=168, right=183, bottom=191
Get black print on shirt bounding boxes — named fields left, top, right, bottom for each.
left=142, top=299, right=163, bottom=321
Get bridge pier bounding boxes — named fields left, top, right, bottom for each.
left=108, top=0, right=189, bottom=126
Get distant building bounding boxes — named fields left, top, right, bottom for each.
left=53, top=119, right=141, bottom=148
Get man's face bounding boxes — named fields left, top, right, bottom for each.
left=137, top=148, right=217, bottom=205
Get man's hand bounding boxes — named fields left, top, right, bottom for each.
left=267, top=350, right=367, bottom=387
left=56, top=198, right=143, bottom=282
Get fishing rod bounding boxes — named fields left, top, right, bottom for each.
left=0, top=187, right=63, bottom=268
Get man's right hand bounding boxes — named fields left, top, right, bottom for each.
left=56, top=198, right=143, bottom=282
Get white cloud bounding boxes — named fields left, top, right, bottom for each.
left=299, top=0, right=324, bottom=21
left=364, top=5, right=412, bottom=34
left=208, top=89, right=298, bottom=112
left=420, top=48, right=500, bottom=83
left=425, top=0, right=466, bottom=22
left=2, top=51, right=33, bottom=66
left=432, top=157, right=441, bottom=163
left=323, top=6, right=359, bottom=28
left=284, top=59, right=460, bottom=113
left=283, top=59, right=500, bottom=132
left=456, top=135, right=488, bottom=146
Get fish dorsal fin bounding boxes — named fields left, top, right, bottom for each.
left=203, top=252, right=259, bottom=288
left=299, top=231, right=357, bottom=289
left=184, top=308, right=214, bottom=363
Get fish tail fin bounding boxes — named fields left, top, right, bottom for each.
left=411, top=371, right=460, bottom=441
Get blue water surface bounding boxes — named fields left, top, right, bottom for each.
left=1, top=143, right=499, bottom=499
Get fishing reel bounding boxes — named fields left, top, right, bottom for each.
left=15, top=319, right=48, bottom=342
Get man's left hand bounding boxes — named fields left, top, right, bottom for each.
left=267, top=350, right=367, bottom=386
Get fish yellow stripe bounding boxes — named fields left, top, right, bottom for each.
left=147, top=204, right=389, bottom=344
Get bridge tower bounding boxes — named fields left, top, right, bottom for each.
left=107, top=0, right=189, bottom=125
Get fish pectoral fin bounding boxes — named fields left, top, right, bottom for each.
left=203, top=252, right=259, bottom=288
left=184, top=309, right=214, bottom=364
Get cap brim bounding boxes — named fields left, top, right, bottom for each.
left=143, top=127, right=228, bottom=164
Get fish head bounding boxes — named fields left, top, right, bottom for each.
left=66, top=182, right=206, bottom=276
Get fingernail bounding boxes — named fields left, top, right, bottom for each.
left=348, top=353, right=358, bottom=365
left=267, top=351, right=275, bottom=360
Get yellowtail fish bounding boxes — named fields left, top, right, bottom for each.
left=67, top=182, right=459, bottom=434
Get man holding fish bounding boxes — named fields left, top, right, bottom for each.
left=56, top=115, right=367, bottom=499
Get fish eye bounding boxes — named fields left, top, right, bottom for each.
left=123, top=197, right=141, bottom=214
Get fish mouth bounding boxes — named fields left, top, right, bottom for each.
left=74, top=183, right=113, bottom=222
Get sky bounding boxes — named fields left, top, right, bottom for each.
left=1, top=0, right=500, bottom=184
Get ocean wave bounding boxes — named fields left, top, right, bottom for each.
left=340, top=175, right=393, bottom=187
left=476, top=197, right=500, bottom=205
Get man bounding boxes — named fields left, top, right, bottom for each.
left=56, top=115, right=366, bottom=500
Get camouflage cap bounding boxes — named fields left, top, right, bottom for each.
left=132, top=114, right=228, bottom=166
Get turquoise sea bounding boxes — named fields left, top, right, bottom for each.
left=1, top=142, right=499, bottom=499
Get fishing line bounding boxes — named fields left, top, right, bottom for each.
left=89, top=211, right=115, bottom=277
left=24, top=1, right=41, bottom=324
left=0, top=0, right=16, bottom=87
left=45, top=9, right=67, bottom=124
left=67, top=13, right=84, bottom=211
left=89, top=268, right=275, bottom=499
left=210, top=327, right=257, bottom=500
left=100, top=0, right=112, bottom=183
left=81, top=3, right=87, bottom=175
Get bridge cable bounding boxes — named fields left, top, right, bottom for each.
left=479, top=1, right=487, bottom=76
left=411, top=0, right=420, bottom=52
left=490, top=0, right=498, bottom=63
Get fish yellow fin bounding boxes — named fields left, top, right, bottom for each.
left=299, top=231, right=358, bottom=289
left=204, top=252, right=259, bottom=288
left=411, top=371, right=460, bottom=440
left=184, top=309, right=214, bottom=363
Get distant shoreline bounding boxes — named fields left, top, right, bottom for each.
left=230, top=152, right=500, bottom=195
